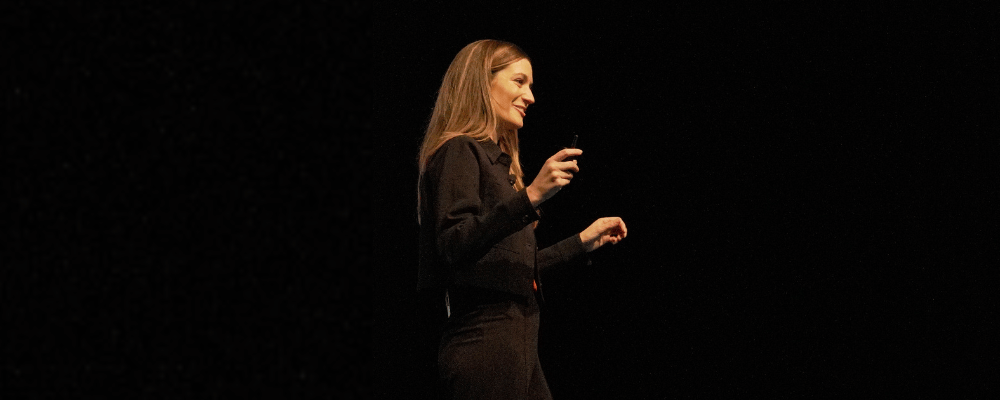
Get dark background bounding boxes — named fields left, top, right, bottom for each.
left=375, top=3, right=996, bottom=399
left=6, top=1, right=368, bottom=398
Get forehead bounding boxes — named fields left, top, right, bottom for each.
left=501, top=59, right=533, bottom=78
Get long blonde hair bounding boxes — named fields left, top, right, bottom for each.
left=418, top=40, right=531, bottom=217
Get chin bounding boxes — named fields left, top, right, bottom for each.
left=500, top=119, right=523, bottom=131
left=511, top=117, right=524, bottom=129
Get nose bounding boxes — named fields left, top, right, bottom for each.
left=522, top=88, right=535, bottom=106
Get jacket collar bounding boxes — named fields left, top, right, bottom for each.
left=480, top=138, right=512, bottom=166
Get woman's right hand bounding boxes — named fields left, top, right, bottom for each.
left=525, top=148, right=583, bottom=208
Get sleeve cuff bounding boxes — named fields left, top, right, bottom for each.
left=572, top=234, right=589, bottom=258
left=566, top=234, right=591, bottom=265
left=508, top=188, right=540, bottom=227
left=538, top=232, right=592, bottom=274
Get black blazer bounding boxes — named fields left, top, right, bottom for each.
left=418, top=135, right=588, bottom=300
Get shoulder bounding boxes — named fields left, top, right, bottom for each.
left=438, top=134, right=482, bottom=153
left=424, top=135, right=487, bottom=184
left=430, top=135, right=487, bottom=164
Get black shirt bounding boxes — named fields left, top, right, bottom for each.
left=418, top=135, right=588, bottom=300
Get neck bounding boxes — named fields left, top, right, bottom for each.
left=492, top=126, right=517, bottom=144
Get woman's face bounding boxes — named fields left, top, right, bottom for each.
left=491, top=58, right=535, bottom=130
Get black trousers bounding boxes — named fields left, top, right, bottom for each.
left=438, top=288, right=552, bottom=400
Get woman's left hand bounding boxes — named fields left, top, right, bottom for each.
left=579, top=217, right=628, bottom=253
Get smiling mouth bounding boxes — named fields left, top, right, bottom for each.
left=514, top=106, right=526, bottom=117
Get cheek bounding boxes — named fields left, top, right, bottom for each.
left=505, top=87, right=520, bottom=102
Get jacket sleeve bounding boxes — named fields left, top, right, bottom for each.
left=538, top=233, right=590, bottom=273
left=429, top=137, right=539, bottom=267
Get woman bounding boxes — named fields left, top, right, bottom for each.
left=417, top=39, right=628, bottom=399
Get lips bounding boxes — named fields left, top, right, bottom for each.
left=513, top=105, right=526, bottom=117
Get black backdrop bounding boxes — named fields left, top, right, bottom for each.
left=375, top=3, right=995, bottom=399
left=7, top=2, right=368, bottom=398
left=3, top=2, right=992, bottom=398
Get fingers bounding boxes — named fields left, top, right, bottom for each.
left=552, top=148, right=583, bottom=162
left=545, top=159, right=578, bottom=173
left=581, top=217, right=629, bottom=251
left=602, top=217, right=627, bottom=238
left=556, top=160, right=580, bottom=173
left=544, top=163, right=576, bottom=183
left=544, top=171, right=573, bottom=183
